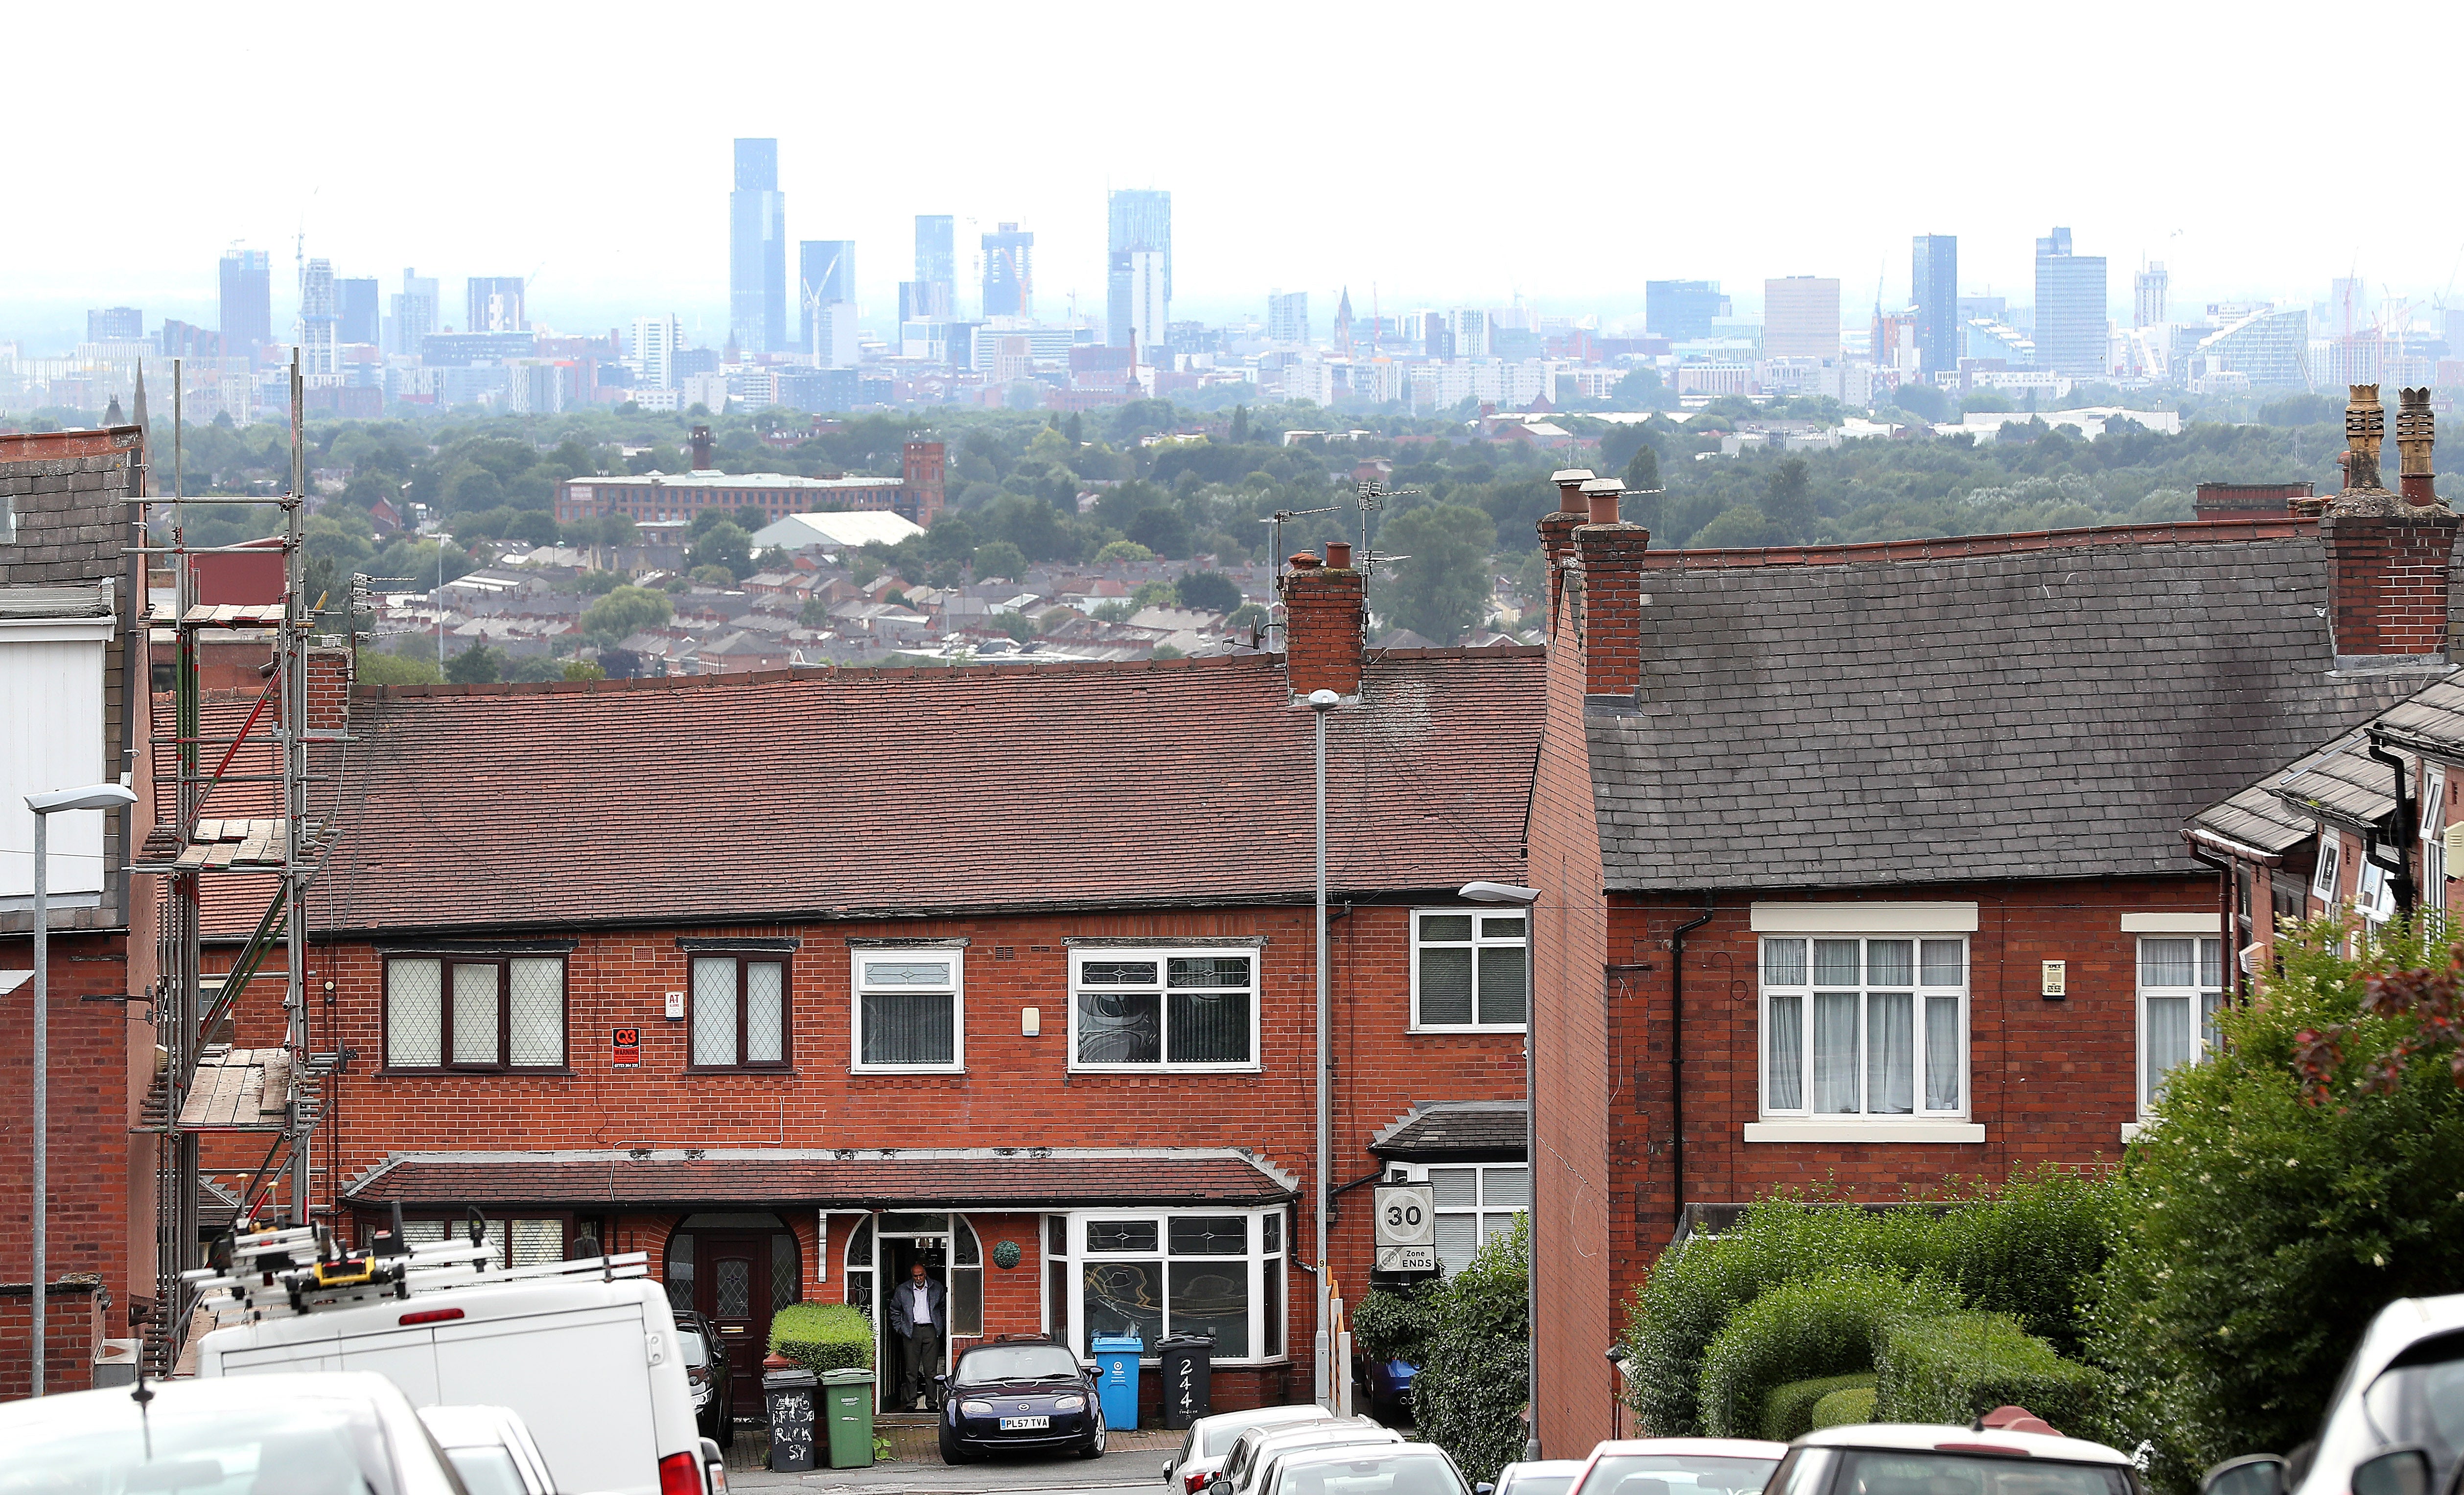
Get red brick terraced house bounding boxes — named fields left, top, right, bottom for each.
left=182, top=564, right=1543, bottom=1417
left=1520, top=400, right=2464, bottom=1452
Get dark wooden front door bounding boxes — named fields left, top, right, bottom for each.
left=697, top=1234, right=771, bottom=1388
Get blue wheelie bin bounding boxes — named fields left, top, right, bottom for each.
left=1092, top=1334, right=1144, bottom=1431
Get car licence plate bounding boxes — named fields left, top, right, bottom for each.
left=999, top=1415, right=1050, bottom=1430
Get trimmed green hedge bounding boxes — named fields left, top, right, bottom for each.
left=1698, top=1269, right=1960, bottom=1437
left=1875, top=1312, right=2106, bottom=1439
left=1411, top=1217, right=1529, bottom=1488
left=1763, top=1373, right=1876, bottom=1442
left=1811, top=1385, right=1876, bottom=1429
left=768, top=1302, right=875, bottom=1373
left=1622, top=1168, right=2118, bottom=1435
left=1354, top=1278, right=1441, bottom=1365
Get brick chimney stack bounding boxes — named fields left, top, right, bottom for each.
left=1538, top=469, right=1593, bottom=620
left=2323, top=383, right=2459, bottom=666
left=303, top=645, right=352, bottom=735
left=1280, top=546, right=1364, bottom=697
left=1573, top=479, right=1652, bottom=699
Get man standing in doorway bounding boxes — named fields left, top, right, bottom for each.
left=888, top=1260, right=946, bottom=1410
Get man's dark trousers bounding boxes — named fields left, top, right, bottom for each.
left=901, top=1323, right=943, bottom=1406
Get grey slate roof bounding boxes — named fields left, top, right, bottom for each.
left=2367, top=676, right=2464, bottom=762
left=1369, top=1100, right=1529, bottom=1160
left=1593, top=535, right=2442, bottom=891
left=2190, top=673, right=2464, bottom=856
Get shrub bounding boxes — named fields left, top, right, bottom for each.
left=1697, top=1269, right=1961, bottom=1437
left=1411, top=1216, right=1528, bottom=1487
left=1623, top=1168, right=2118, bottom=1434
left=1875, top=1313, right=2106, bottom=1441
left=1352, top=1279, right=1441, bottom=1366
left=768, top=1302, right=874, bottom=1373
left=2088, top=915, right=2464, bottom=1494
left=1810, top=1384, right=1876, bottom=1429
left=1763, top=1373, right=1877, bottom=1443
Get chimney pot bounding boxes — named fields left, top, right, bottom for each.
left=1551, top=467, right=1596, bottom=510
left=2397, top=386, right=2439, bottom=506
left=1581, top=478, right=1626, bottom=527
left=1325, top=540, right=1353, bottom=570
left=1288, top=551, right=1322, bottom=571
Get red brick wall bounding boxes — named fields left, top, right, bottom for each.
left=2322, top=509, right=2461, bottom=656
left=1603, top=876, right=2209, bottom=1313
left=276, top=904, right=1518, bottom=1404
left=0, top=1284, right=106, bottom=1399
left=1528, top=561, right=1617, bottom=1454
left=1574, top=522, right=1650, bottom=699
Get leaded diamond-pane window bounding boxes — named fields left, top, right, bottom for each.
left=387, top=955, right=565, bottom=1072
left=388, top=959, right=442, bottom=1068
left=509, top=958, right=565, bottom=1067
left=692, top=953, right=792, bottom=1070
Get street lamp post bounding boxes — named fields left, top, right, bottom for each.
left=24, top=782, right=138, bottom=1397
left=1307, top=687, right=1340, bottom=1409
left=1462, top=879, right=1541, bottom=1458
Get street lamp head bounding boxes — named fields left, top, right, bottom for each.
left=26, top=783, right=136, bottom=815
left=1306, top=689, right=1340, bottom=712
left=1459, top=880, right=1539, bottom=905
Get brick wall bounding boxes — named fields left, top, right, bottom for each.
left=305, top=646, right=351, bottom=733
left=1527, top=547, right=1618, bottom=1454
left=2322, top=509, right=2461, bottom=657
left=0, top=1281, right=108, bottom=1399
left=1602, top=876, right=2212, bottom=1313
left=1573, top=518, right=1650, bottom=700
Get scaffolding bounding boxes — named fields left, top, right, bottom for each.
left=127, top=354, right=342, bottom=1371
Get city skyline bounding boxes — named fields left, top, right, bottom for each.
left=7, top=0, right=2459, bottom=348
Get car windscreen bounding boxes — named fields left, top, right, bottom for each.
left=1828, top=1450, right=2129, bottom=1495
left=2364, top=1336, right=2464, bottom=1475
left=0, top=1397, right=403, bottom=1495
left=1579, top=1454, right=1783, bottom=1495
left=954, top=1344, right=1083, bottom=1384
left=1278, top=1452, right=1468, bottom=1495
left=444, top=1446, right=531, bottom=1495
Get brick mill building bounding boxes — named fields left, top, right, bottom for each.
left=185, top=557, right=1542, bottom=1415
left=1521, top=389, right=2464, bottom=1450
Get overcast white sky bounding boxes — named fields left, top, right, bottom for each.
left=8, top=0, right=2462, bottom=350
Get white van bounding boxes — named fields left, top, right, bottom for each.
left=193, top=1228, right=704, bottom=1495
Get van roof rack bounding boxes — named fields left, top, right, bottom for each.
left=185, top=1220, right=650, bottom=1328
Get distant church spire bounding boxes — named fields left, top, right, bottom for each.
left=1334, top=287, right=1354, bottom=358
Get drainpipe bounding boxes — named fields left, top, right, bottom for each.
left=2369, top=737, right=2418, bottom=917
left=1667, top=899, right=1714, bottom=1229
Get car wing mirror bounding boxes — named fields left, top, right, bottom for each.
left=2355, top=1450, right=2435, bottom=1495
left=2202, top=1455, right=2287, bottom=1495
left=1478, top=1485, right=1496, bottom=1495
left=1211, top=1480, right=1234, bottom=1495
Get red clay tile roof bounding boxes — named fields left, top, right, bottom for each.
left=308, top=650, right=1541, bottom=935
left=343, top=1148, right=1297, bottom=1208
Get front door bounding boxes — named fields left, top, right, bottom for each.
left=879, top=1237, right=948, bottom=1411
left=697, top=1233, right=772, bottom=1389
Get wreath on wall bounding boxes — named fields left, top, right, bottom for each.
left=992, top=1239, right=1023, bottom=1270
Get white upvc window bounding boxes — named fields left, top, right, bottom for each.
left=2138, top=936, right=2223, bottom=1116
left=1387, top=1161, right=1528, bottom=1275
left=850, top=949, right=964, bottom=1073
left=1068, top=947, right=1258, bottom=1071
left=1757, top=936, right=1968, bottom=1120
left=2428, top=768, right=2449, bottom=919
left=2313, top=831, right=2343, bottom=903
left=1050, top=1208, right=1286, bottom=1362
left=1410, top=909, right=1528, bottom=1031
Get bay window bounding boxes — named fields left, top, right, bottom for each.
left=1045, top=1209, right=1285, bottom=1361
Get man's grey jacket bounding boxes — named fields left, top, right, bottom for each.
left=887, top=1277, right=948, bottom=1336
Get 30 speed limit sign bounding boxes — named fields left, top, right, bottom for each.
left=1373, top=1182, right=1437, bottom=1272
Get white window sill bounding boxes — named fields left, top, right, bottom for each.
left=1743, top=1121, right=1986, bottom=1144
left=1408, top=1024, right=1528, bottom=1036
left=850, top=1064, right=966, bottom=1076
left=1068, top=1064, right=1264, bottom=1076
left=2121, top=1121, right=2149, bottom=1142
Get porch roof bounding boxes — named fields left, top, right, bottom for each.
left=343, top=1147, right=1299, bottom=1211
left=1369, top=1100, right=1529, bottom=1161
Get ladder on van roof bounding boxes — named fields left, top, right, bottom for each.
left=186, top=1216, right=650, bottom=1330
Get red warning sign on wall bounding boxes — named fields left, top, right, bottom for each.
left=612, top=1027, right=640, bottom=1066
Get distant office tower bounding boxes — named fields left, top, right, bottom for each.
left=1911, top=235, right=1958, bottom=374
left=1645, top=280, right=1727, bottom=341
left=1449, top=308, right=1489, bottom=359
left=2032, top=228, right=2108, bottom=377
left=729, top=138, right=788, bottom=352
left=2134, top=262, right=2168, bottom=329
left=1416, top=309, right=1450, bottom=358
left=629, top=315, right=682, bottom=391
left=1268, top=292, right=1309, bottom=345
left=982, top=223, right=1034, bottom=319
left=1764, top=276, right=1842, bottom=359
left=299, top=258, right=339, bottom=376
left=87, top=307, right=142, bottom=343
left=904, top=214, right=956, bottom=321
left=219, top=247, right=273, bottom=358
left=799, top=241, right=858, bottom=368
left=338, top=277, right=379, bottom=345
left=391, top=269, right=440, bottom=354
left=1106, top=188, right=1171, bottom=347
left=158, top=319, right=219, bottom=361
left=1125, top=252, right=1168, bottom=361
left=466, top=276, right=526, bottom=332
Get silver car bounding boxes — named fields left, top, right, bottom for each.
left=421, top=1404, right=561, bottom=1495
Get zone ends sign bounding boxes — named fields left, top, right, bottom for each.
left=1372, top=1182, right=1437, bottom=1273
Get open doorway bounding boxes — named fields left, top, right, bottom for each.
left=848, top=1214, right=984, bottom=1413
left=879, top=1236, right=948, bottom=1412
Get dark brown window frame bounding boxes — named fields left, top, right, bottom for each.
left=381, top=953, right=570, bottom=1074
left=686, top=951, right=795, bottom=1072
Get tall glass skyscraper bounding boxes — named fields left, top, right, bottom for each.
left=2033, top=227, right=2108, bottom=377
left=1106, top=188, right=1171, bottom=348
left=981, top=223, right=1033, bottom=320
left=730, top=138, right=788, bottom=352
left=219, top=248, right=272, bottom=362
left=1911, top=235, right=1958, bottom=375
left=902, top=216, right=955, bottom=322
